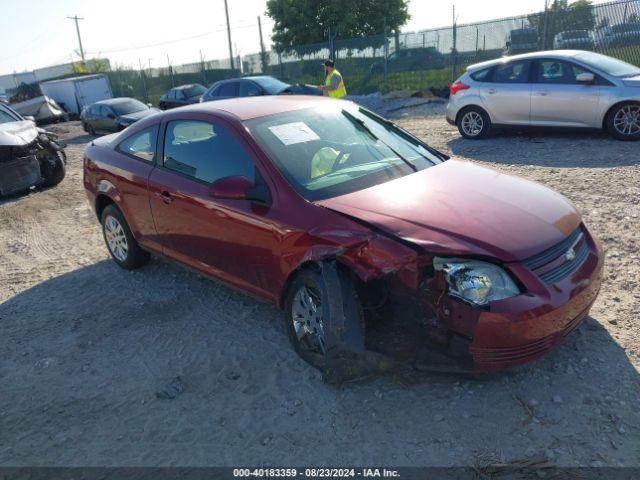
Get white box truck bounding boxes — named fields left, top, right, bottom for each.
left=39, top=74, right=112, bottom=116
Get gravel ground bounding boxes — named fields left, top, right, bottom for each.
left=0, top=113, right=639, bottom=469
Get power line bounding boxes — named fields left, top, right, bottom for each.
left=85, top=23, right=257, bottom=55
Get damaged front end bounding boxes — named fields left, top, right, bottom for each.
left=0, top=121, right=66, bottom=197
left=296, top=225, right=486, bottom=383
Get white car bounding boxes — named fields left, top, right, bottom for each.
left=446, top=50, right=640, bottom=140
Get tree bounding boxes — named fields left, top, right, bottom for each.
left=528, top=0, right=595, bottom=49
left=266, top=0, right=409, bottom=54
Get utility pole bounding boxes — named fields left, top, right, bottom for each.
left=223, top=0, right=235, bottom=70
left=67, top=15, right=85, bottom=63
left=258, top=16, right=267, bottom=73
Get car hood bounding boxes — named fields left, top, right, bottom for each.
left=622, top=75, right=640, bottom=87
left=118, top=108, right=159, bottom=122
left=316, top=159, right=581, bottom=262
left=0, top=120, right=38, bottom=146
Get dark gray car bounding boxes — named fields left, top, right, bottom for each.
left=159, top=84, right=206, bottom=110
left=80, top=98, right=160, bottom=134
left=201, top=75, right=321, bottom=103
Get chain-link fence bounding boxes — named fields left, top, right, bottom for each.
left=108, top=0, right=640, bottom=103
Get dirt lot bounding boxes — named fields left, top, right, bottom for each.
left=1, top=114, right=639, bottom=469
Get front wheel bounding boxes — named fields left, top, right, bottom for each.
left=101, top=204, right=150, bottom=270
left=41, top=153, right=65, bottom=188
left=607, top=102, right=640, bottom=141
left=457, top=107, right=492, bottom=139
left=284, top=265, right=364, bottom=370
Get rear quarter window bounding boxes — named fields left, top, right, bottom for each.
left=470, top=68, right=492, bottom=82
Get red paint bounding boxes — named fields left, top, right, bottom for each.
left=83, top=96, right=603, bottom=372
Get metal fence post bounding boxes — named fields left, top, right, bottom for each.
left=451, top=6, right=457, bottom=83
left=138, top=59, right=148, bottom=104
left=383, top=17, right=388, bottom=93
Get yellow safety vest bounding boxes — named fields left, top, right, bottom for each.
left=325, top=69, right=347, bottom=99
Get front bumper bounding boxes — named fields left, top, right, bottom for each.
left=468, top=231, right=604, bottom=371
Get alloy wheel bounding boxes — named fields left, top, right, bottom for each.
left=104, top=215, right=129, bottom=262
left=291, top=284, right=326, bottom=354
left=461, top=111, right=484, bottom=137
left=613, top=105, right=640, bottom=137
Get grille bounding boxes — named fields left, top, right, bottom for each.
left=539, top=240, right=589, bottom=284
left=522, top=226, right=589, bottom=284
left=522, top=227, right=582, bottom=270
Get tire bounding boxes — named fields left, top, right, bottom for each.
left=41, top=153, right=65, bottom=188
left=457, top=106, right=492, bottom=139
left=101, top=204, right=150, bottom=270
left=82, top=122, right=88, bottom=133
left=606, top=102, right=640, bottom=141
left=284, top=265, right=364, bottom=370
left=87, top=123, right=96, bottom=135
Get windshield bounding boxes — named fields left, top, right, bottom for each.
left=575, top=52, right=640, bottom=77
left=612, top=23, right=640, bottom=34
left=245, top=104, right=442, bottom=201
left=511, top=30, right=537, bottom=43
left=0, top=106, right=20, bottom=124
left=253, top=76, right=290, bottom=94
left=111, top=99, right=148, bottom=116
left=184, top=84, right=206, bottom=97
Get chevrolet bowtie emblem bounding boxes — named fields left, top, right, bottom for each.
left=565, top=248, right=576, bottom=262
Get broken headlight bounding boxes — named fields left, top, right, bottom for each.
left=433, top=257, right=520, bottom=306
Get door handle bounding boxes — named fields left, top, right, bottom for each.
left=537, top=91, right=549, bottom=96
left=488, top=88, right=496, bottom=94
left=155, top=191, right=173, bottom=204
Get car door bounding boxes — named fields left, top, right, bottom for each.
left=147, top=116, right=277, bottom=297
left=479, top=59, right=533, bottom=125
left=99, top=105, right=118, bottom=132
left=530, top=59, right=602, bottom=128
left=111, top=125, right=163, bottom=253
left=175, top=89, right=187, bottom=106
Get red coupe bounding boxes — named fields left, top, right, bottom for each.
left=83, top=96, right=603, bottom=374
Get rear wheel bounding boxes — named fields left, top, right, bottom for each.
left=101, top=204, right=150, bottom=270
left=607, top=102, right=640, bottom=141
left=457, top=106, right=491, bottom=139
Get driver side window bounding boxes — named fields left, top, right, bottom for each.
left=536, top=60, right=589, bottom=84
left=163, top=120, right=255, bottom=184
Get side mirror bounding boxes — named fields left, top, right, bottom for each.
left=209, top=175, right=271, bottom=204
left=24, top=115, right=35, bottom=122
left=147, top=103, right=153, bottom=108
left=506, top=41, right=511, bottom=47
left=576, top=72, right=595, bottom=84
left=209, top=175, right=254, bottom=200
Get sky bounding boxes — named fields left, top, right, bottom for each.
left=0, top=0, right=574, bottom=75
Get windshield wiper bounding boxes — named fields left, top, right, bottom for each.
left=341, top=110, right=417, bottom=172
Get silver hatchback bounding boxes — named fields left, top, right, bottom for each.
left=446, top=50, right=640, bottom=140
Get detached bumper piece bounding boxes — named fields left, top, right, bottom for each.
left=0, top=155, right=41, bottom=196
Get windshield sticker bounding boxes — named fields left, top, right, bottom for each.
left=268, top=122, right=319, bottom=145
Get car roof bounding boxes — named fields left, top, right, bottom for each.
left=163, top=95, right=342, bottom=121
left=467, top=50, right=585, bottom=71
left=94, top=97, right=140, bottom=106
left=173, top=84, right=203, bottom=90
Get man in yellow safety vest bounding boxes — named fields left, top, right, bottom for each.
left=319, top=59, right=347, bottom=99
